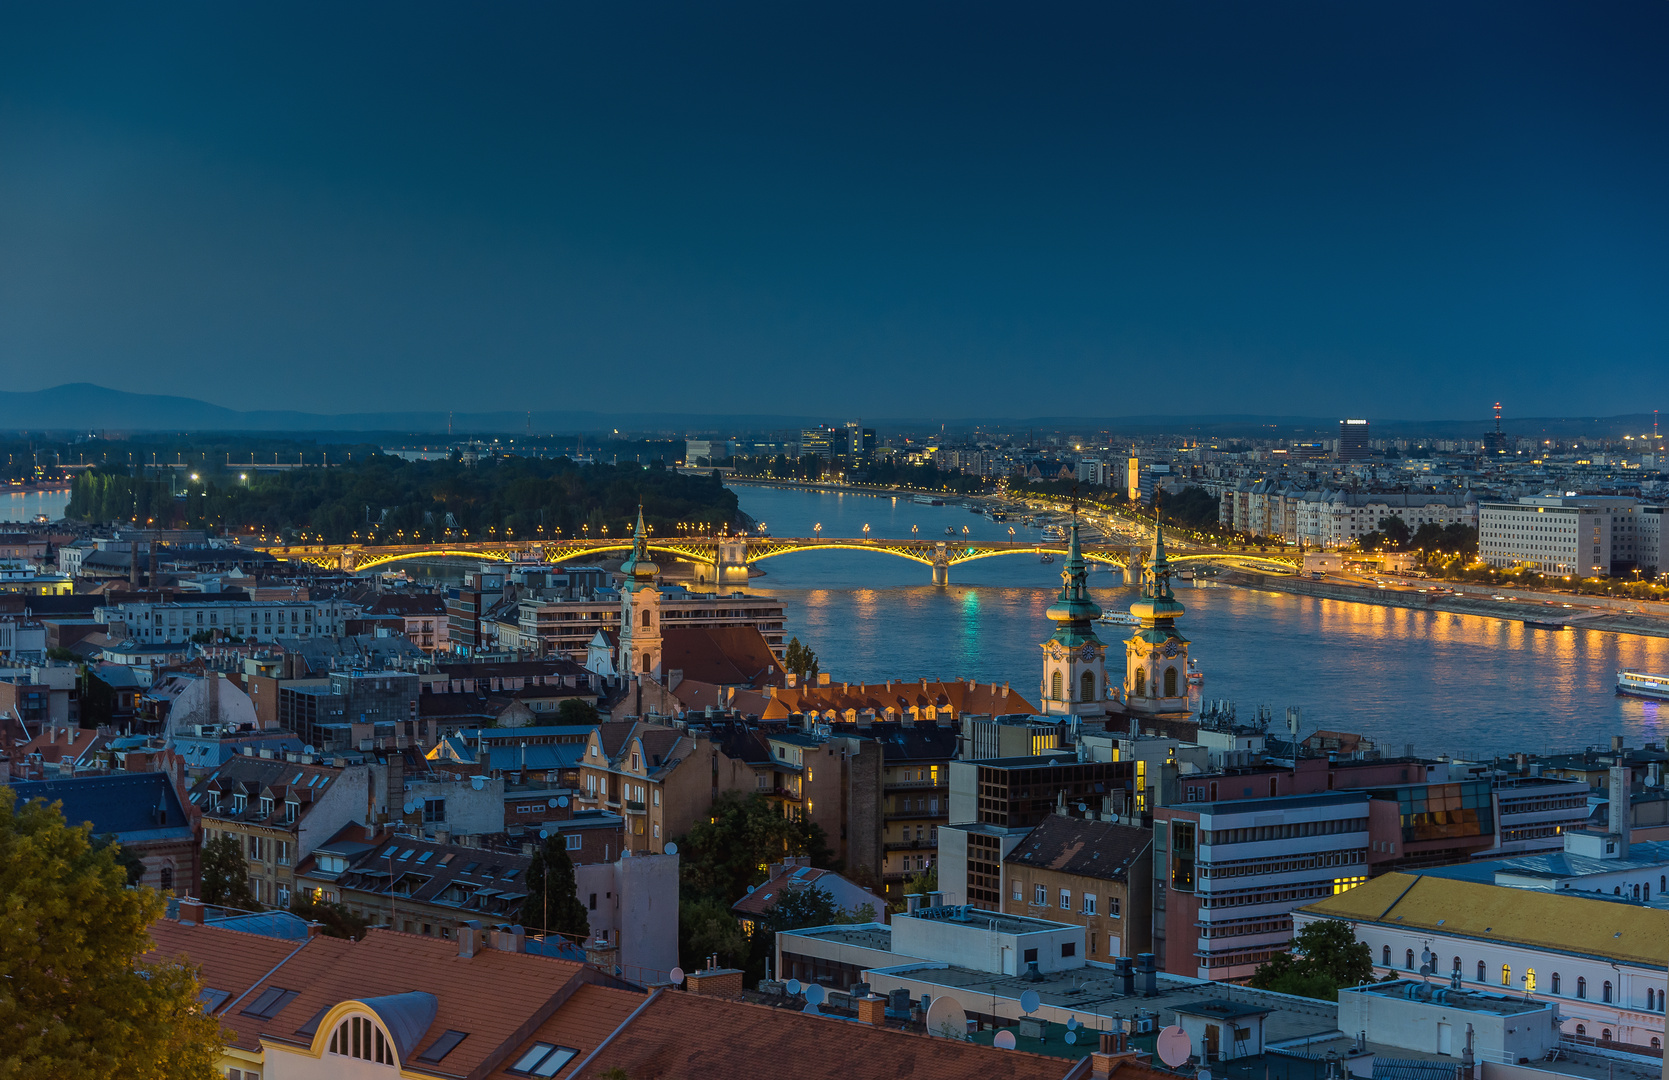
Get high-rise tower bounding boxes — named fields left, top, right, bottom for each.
left=1039, top=518, right=1109, bottom=717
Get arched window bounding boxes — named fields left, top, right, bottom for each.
left=1652, top=1038, right=1662, bottom=1050
left=159, top=866, right=173, bottom=892
left=1383, top=946, right=1392, bottom=967
left=330, top=1015, right=394, bottom=1066
left=641, top=609, right=651, bottom=627
left=1164, top=667, right=1178, bottom=697
left=1601, top=1029, right=1612, bottom=1043
left=1051, top=671, right=1063, bottom=700
left=1551, top=972, right=1561, bottom=995
left=1575, top=1025, right=1585, bottom=1037
left=1648, top=988, right=1656, bottom=1011
left=1525, top=969, right=1536, bottom=992
left=1080, top=670, right=1096, bottom=703
left=640, top=653, right=652, bottom=673
left=1452, top=957, right=1462, bottom=975
left=1602, top=981, right=1612, bottom=1003
left=1477, top=961, right=1486, bottom=983
left=1133, top=668, right=1146, bottom=697
left=1406, top=949, right=1415, bottom=970
left=1502, top=964, right=1511, bottom=987
left=1577, top=977, right=1587, bottom=999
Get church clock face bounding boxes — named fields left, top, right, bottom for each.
left=1078, top=643, right=1098, bottom=663
left=1160, top=640, right=1184, bottom=659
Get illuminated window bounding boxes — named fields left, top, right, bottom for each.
left=1502, top=964, right=1511, bottom=987
left=1525, top=969, right=1536, bottom=992
left=1332, top=877, right=1365, bottom=894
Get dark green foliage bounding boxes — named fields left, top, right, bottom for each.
left=1410, top=522, right=1478, bottom=555
left=1162, top=486, right=1223, bottom=530
left=199, top=834, right=259, bottom=911
left=555, top=698, right=601, bottom=725
left=520, top=835, right=592, bottom=940
left=782, top=638, right=819, bottom=683
left=67, top=453, right=740, bottom=543
left=290, top=895, right=369, bottom=940
left=1248, top=918, right=1374, bottom=1001
left=91, top=834, right=145, bottom=887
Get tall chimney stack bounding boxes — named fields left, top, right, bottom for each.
left=1609, top=765, right=1631, bottom=860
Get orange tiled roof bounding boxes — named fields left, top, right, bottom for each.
left=759, top=679, right=1037, bottom=721
left=486, top=982, right=647, bottom=1080
left=574, top=990, right=1073, bottom=1080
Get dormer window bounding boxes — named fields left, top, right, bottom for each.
left=232, top=794, right=247, bottom=813
left=260, top=798, right=274, bottom=817
left=285, top=801, right=298, bottom=823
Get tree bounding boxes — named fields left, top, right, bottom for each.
left=889, top=863, right=938, bottom=913
left=92, top=833, right=145, bottom=887
left=199, top=834, right=259, bottom=911
left=783, top=638, right=819, bottom=683
left=762, top=885, right=840, bottom=934
left=1378, top=515, right=1411, bottom=550
left=0, top=788, right=225, bottom=1080
left=1248, top=918, right=1374, bottom=1001
left=290, top=895, right=368, bottom=940
left=520, top=835, right=592, bottom=940
left=555, top=698, right=601, bottom=726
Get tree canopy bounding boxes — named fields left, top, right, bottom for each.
left=1248, top=919, right=1375, bottom=1001
left=519, top=834, right=593, bottom=941
left=783, top=638, right=819, bottom=683
left=199, top=835, right=258, bottom=911
left=0, top=789, right=224, bottom=1080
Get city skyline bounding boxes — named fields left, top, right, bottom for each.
left=2, top=3, right=1666, bottom=418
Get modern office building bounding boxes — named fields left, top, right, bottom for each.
left=1478, top=495, right=1646, bottom=576
left=1336, top=418, right=1372, bottom=461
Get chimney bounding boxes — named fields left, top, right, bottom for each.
left=684, top=966, right=745, bottom=997
left=1136, top=952, right=1158, bottom=996
left=1092, top=1031, right=1143, bottom=1080
left=1609, top=765, right=1631, bottom=859
left=905, top=893, right=924, bottom=915
left=1612, top=735, right=1625, bottom=753
left=857, top=994, right=887, bottom=1027
left=1114, top=955, right=1134, bottom=996
left=178, top=898, right=206, bottom=925
left=492, top=925, right=527, bottom=953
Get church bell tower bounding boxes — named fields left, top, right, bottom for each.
left=1123, top=523, right=1191, bottom=714
left=1039, top=518, right=1109, bottom=718
left=618, top=507, right=663, bottom=679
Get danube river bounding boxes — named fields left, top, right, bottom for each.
left=731, top=484, right=1669, bottom=759
left=0, top=489, right=70, bottom=522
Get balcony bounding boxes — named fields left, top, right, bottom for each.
left=884, top=839, right=937, bottom=852
left=624, top=800, right=647, bottom=813
left=885, top=781, right=948, bottom=793
left=887, top=808, right=943, bottom=820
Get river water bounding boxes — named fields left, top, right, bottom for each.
left=0, top=489, right=70, bottom=522
left=730, top=484, right=1669, bottom=758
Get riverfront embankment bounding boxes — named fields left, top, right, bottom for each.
left=1225, top=571, right=1669, bottom=642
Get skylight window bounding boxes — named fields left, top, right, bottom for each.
left=509, top=1043, right=578, bottom=1077
left=417, top=1030, right=469, bottom=1064
left=382, top=845, right=399, bottom=858
left=398, top=849, right=414, bottom=860
left=198, top=987, right=230, bottom=1013
left=417, top=851, right=434, bottom=864
left=241, top=987, right=300, bottom=1019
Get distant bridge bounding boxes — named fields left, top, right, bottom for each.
left=258, top=536, right=1300, bottom=584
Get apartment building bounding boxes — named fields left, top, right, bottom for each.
left=1478, top=495, right=1645, bottom=575
left=1219, top=483, right=1477, bottom=548
left=1153, top=791, right=1372, bottom=980
left=938, top=755, right=1136, bottom=910
left=189, top=754, right=375, bottom=910
left=1001, top=810, right=1152, bottom=962
left=573, top=720, right=756, bottom=854
left=517, top=588, right=787, bottom=662
left=99, top=596, right=357, bottom=644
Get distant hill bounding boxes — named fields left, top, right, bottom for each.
left=0, top=384, right=1656, bottom=439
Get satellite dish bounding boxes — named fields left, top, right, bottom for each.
left=548, top=798, right=559, bottom=808
left=470, top=776, right=486, bottom=790
left=1065, top=1031, right=1078, bottom=1045
left=557, top=795, right=569, bottom=808
left=1077, top=802, right=1087, bottom=812
left=994, top=1031, right=1017, bottom=1050
left=924, top=995, right=968, bottom=1039
left=1020, top=990, right=1041, bottom=1015
left=802, top=1002, right=821, bottom=1015
left=746, top=884, right=755, bottom=894
left=1067, top=1016, right=1080, bottom=1031
left=664, top=841, right=678, bottom=856
left=1199, top=1071, right=1213, bottom=1080
left=785, top=979, right=802, bottom=995
left=1157, top=1026, right=1193, bottom=1067
left=804, top=983, right=826, bottom=1005
left=303, top=744, right=315, bottom=754
left=539, top=830, right=549, bottom=839
left=669, top=966, right=685, bottom=985
left=404, top=800, right=418, bottom=814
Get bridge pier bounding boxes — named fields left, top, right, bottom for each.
left=716, top=540, right=751, bottom=588
left=932, top=543, right=950, bottom=586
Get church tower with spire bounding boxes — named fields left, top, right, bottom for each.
left=1039, top=518, right=1110, bottom=717
left=617, top=507, right=663, bottom=679
left=1123, top=523, right=1191, bottom=714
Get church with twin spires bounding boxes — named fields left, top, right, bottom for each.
left=1038, top=516, right=1193, bottom=719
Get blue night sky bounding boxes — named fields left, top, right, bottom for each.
left=0, top=2, right=1664, bottom=421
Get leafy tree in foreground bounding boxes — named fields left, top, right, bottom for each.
left=783, top=638, right=819, bottom=683
left=1248, top=918, right=1375, bottom=1001
left=520, top=834, right=592, bottom=940
left=199, top=834, right=259, bottom=911
left=291, top=895, right=369, bottom=940
left=0, top=789, right=224, bottom=1080
left=92, top=832, right=146, bottom=887
left=555, top=698, right=601, bottom=726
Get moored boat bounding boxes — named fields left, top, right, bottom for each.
left=1617, top=670, right=1669, bottom=700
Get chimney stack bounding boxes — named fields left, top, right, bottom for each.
left=857, top=994, right=887, bottom=1027
left=1136, top=952, right=1158, bottom=996
left=457, top=919, right=481, bottom=958
left=1609, top=765, right=1631, bottom=859
left=178, top=898, right=205, bottom=925
left=1114, top=955, right=1134, bottom=996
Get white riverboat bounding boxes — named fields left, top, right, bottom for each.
left=1097, top=610, right=1140, bottom=627
left=1617, top=670, right=1669, bottom=700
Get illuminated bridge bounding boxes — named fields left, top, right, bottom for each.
left=259, top=536, right=1300, bottom=584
